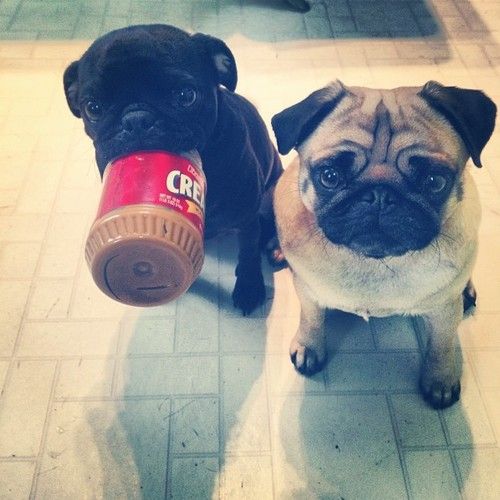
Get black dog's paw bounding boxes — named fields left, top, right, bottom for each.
left=232, top=272, right=266, bottom=316
left=419, top=377, right=461, bottom=409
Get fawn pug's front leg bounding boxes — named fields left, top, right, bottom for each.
left=419, top=296, right=463, bottom=409
left=290, top=275, right=327, bottom=376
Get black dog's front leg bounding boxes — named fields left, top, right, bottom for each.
left=232, top=216, right=266, bottom=315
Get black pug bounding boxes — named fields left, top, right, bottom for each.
left=63, top=24, right=283, bottom=315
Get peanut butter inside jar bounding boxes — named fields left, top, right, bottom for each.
left=85, top=151, right=206, bottom=306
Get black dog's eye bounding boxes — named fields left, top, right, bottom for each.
left=423, top=173, right=448, bottom=193
left=319, top=167, right=342, bottom=189
left=173, top=87, right=198, bottom=107
left=84, top=100, right=104, bottom=122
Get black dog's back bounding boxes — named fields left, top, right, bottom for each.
left=200, top=88, right=283, bottom=240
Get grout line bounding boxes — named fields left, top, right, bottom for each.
left=53, top=394, right=220, bottom=403
left=262, top=331, right=276, bottom=500
left=460, top=350, right=499, bottom=445
left=437, top=404, right=465, bottom=496
left=164, top=396, right=173, bottom=500
left=0, top=456, right=37, bottom=462
left=29, top=359, right=60, bottom=500
left=170, top=451, right=220, bottom=460
left=216, top=261, right=224, bottom=499
left=402, top=443, right=499, bottom=452
left=109, top=317, right=124, bottom=399
left=385, top=393, right=412, bottom=500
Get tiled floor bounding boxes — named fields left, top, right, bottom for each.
left=0, top=0, right=499, bottom=498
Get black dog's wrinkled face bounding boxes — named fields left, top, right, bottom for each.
left=63, top=25, right=237, bottom=175
left=272, top=81, right=496, bottom=259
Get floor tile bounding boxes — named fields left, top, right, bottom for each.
left=120, top=317, right=175, bottom=355
left=266, top=353, right=326, bottom=394
left=222, top=354, right=270, bottom=453
left=175, top=281, right=219, bottom=353
left=325, top=310, right=375, bottom=352
left=0, top=242, right=41, bottom=278
left=220, top=455, right=274, bottom=500
left=324, top=352, right=420, bottom=391
left=15, top=161, right=63, bottom=214
left=171, top=397, right=219, bottom=454
left=169, top=457, right=219, bottom=499
left=18, top=320, right=120, bottom=357
left=271, top=394, right=406, bottom=499
left=38, top=239, right=81, bottom=278
left=371, top=316, right=419, bottom=350
left=454, top=448, right=500, bottom=499
left=35, top=400, right=170, bottom=498
left=458, top=313, right=500, bottom=349
left=0, top=280, right=31, bottom=325
left=27, top=280, right=72, bottom=320
left=0, top=360, right=56, bottom=457
left=54, top=358, right=115, bottom=399
left=114, top=355, right=219, bottom=397
left=0, top=214, right=49, bottom=242
left=0, top=461, right=36, bottom=500
left=391, top=394, right=447, bottom=447
left=442, top=361, right=496, bottom=445
left=0, top=323, right=20, bottom=357
left=482, top=389, right=500, bottom=442
left=220, top=315, right=269, bottom=352
left=469, top=350, right=500, bottom=389
left=405, top=450, right=460, bottom=500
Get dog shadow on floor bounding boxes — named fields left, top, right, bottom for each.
left=86, top=232, right=474, bottom=497
left=92, top=234, right=272, bottom=498
left=273, top=311, right=474, bottom=498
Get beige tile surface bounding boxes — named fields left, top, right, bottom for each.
left=0, top=461, right=36, bottom=500
left=0, top=360, right=56, bottom=457
left=0, top=0, right=499, bottom=498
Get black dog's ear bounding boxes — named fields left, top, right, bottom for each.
left=271, top=80, right=348, bottom=155
left=419, top=81, right=497, bottom=168
left=63, top=60, right=81, bottom=118
left=191, top=33, right=237, bottom=92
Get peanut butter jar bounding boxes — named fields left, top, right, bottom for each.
left=85, top=151, right=206, bottom=306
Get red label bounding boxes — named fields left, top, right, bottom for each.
left=96, top=151, right=206, bottom=235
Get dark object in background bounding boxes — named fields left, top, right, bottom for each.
left=285, top=0, right=310, bottom=11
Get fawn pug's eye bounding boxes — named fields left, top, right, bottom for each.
left=423, top=173, right=448, bottom=193
left=316, top=151, right=355, bottom=190
left=409, top=156, right=453, bottom=196
left=319, top=167, right=342, bottom=189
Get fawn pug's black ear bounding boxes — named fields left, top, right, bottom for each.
left=419, top=81, right=497, bottom=168
left=63, top=60, right=81, bottom=118
left=271, top=80, right=348, bottom=155
left=191, top=33, right=237, bottom=92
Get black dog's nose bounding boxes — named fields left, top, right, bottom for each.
left=121, top=110, right=156, bottom=134
left=361, top=186, right=397, bottom=209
